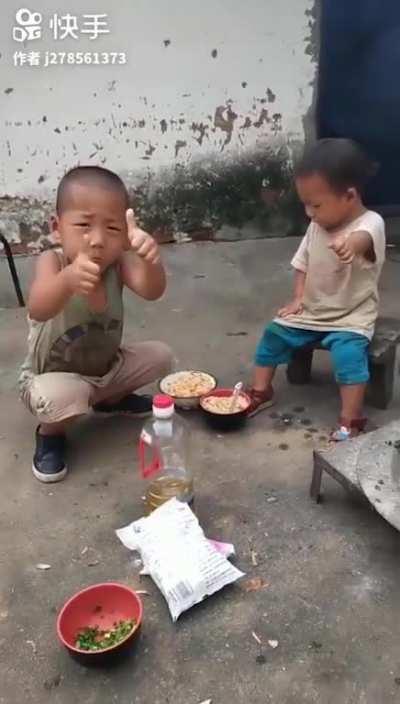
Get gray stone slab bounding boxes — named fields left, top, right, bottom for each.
left=357, top=421, right=400, bottom=531
left=315, top=420, right=400, bottom=531
left=315, top=432, right=367, bottom=490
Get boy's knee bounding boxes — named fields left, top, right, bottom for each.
left=330, top=336, right=369, bottom=384
left=128, top=341, right=173, bottom=379
left=149, top=342, right=174, bottom=376
left=27, top=374, right=91, bottom=423
left=255, top=325, right=292, bottom=367
left=29, top=380, right=54, bottom=418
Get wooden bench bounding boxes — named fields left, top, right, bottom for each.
left=286, top=317, right=400, bottom=410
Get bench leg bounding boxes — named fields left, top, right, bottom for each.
left=310, top=453, right=323, bottom=502
left=0, top=234, right=25, bottom=307
left=287, top=347, right=314, bottom=385
left=367, top=347, right=396, bottom=410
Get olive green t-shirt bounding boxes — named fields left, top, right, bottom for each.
left=20, top=252, right=123, bottom=379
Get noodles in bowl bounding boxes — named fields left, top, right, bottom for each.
left=200, top=388, right=250, bottom=431
left=159, top=371, right=217, bottom=409
left=201, top=394, right=249, bottom=415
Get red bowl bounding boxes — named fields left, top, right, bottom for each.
left=57, top=583, right=143, bottom=665
left=200, top=387, right=250, bottom=432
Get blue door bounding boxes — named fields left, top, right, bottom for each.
left=317, top=0, right=400, bottom=209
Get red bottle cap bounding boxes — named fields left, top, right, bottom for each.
left=153, top=394, right=174, bottom=409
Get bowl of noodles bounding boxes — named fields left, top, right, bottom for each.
left=200, top=387, right=251, bottom=431
left=159, top=370, right=217, bottom=409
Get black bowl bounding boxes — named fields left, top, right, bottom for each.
left=200, top=388, right=250, bottom=432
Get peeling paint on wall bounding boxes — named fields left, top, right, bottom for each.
left=303, top=0, right=320, bottom=144
left=213, top=104, right=238, bottom=150
left=1, top=94, right=301, bottom=171
left=0, top=0, right=316, bottom=253
left=304, top=0, right=320, bottom=64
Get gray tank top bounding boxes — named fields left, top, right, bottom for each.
left=20, top=251, right=123, bottom=378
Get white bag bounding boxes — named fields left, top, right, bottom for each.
left=116, top=498, right=244, bottom=622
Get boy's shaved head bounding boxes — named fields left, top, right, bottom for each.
left=56, top=165, right=129, bottom=214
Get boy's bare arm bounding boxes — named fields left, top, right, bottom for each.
left=121, top=209, right=166, bottom=300
left=278, top=269, right=306, bottom=318
left=120, top=252, right=166, bottom=300
left=28, top=242, right=100, bottom=321
left=329, top=230, right=375, bottom=264
left=28, top=251, right=70, bottom=321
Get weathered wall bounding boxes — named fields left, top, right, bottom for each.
left=0, top=0, right=316, bottom=253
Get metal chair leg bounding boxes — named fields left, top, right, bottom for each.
left=310, top=452, right=323, bottom=503
left=0, top=233, right=25, bottom=307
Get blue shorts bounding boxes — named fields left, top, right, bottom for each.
left=255, top=323, right=370, bottom=385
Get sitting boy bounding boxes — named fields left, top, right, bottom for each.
left=247, top=138, right=386, bottom=440
left=19, top=166, right=172, bottom=482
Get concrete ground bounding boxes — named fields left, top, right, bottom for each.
left=2, top=239, right=400, bottom=704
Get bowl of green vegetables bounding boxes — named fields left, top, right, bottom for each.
left=57, top=582, right=143, bottom=665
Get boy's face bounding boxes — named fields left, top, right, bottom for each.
left=295, top=173, right=357, bottom=232
left=52, top=182, right=128, bottom=270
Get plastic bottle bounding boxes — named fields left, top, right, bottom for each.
left=139, top=394, right=193, bottom=514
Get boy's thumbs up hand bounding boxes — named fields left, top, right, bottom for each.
left=65, top=234, right=101, bottom=295
left=126, top=208, right=160, bottom=265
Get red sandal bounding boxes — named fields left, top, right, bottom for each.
left=246, top=387, right=275, bottom=417
left=330, top=417, right=368, bottom=442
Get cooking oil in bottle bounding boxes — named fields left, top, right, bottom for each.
left=139, top=395, right=193, bottom=514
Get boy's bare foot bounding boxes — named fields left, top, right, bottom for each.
left=246, top=387, right=275, bottom=417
